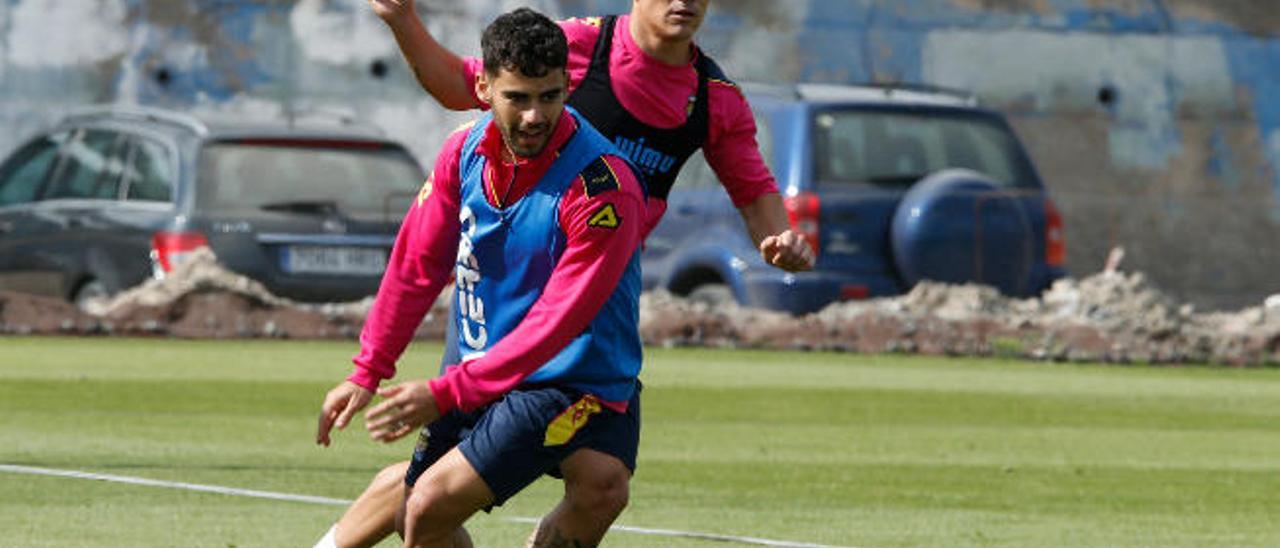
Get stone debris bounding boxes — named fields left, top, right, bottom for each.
left=2, top=247, right=1278, bottom=365
left=2, top=248, right=446, bottom=341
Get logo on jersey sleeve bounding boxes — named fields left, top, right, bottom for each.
left=413, top=427, right=431, bottom=453
left=544, top=395, right=602, bottom=446
left=587, top=203, right=620, bottom=229
left=581, top=157, right=621, bottom=197
left=415, top=175, right=433, bottom=207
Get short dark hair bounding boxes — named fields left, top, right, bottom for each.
left=481, top=7, right=567, bottom=78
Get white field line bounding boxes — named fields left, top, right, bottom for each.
left=0, top=463, right=350, bottom=505
left=1, top=464, right=845, bottom=548
left=506, top=516, right=839, bottom=547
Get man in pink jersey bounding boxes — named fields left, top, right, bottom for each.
left=376, top=0, right=809, bottom=265
left=318, top=8, right=648, bottom=547
left=313, top=2, right=812, bottom=546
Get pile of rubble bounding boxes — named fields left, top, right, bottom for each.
left=640, top=266, right=1280, bottom=365
left=3, top=248, right=1278, bottom=365
left=0, top=249, right=448, bottom=341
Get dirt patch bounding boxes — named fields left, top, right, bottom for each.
left=3, top=247, right=1278, bottom=366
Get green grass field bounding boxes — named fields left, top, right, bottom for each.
left=1, top=337, right=1278, bottom=547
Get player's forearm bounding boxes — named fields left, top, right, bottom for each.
left=385, top=11, right=477, bottom=110
left=738, top=192, right=791, bottom=246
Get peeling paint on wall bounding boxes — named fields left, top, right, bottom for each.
left=923, top=30, right=1234, bottom=169
left=1165, top=0, right=1280, bottom=37
left=6, top=0, right=128, bottom=68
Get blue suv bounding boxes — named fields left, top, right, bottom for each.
left=641, top=83, right=1066, bottom=314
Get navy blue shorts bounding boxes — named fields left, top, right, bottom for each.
left=405, top=384, right=641, bottom=507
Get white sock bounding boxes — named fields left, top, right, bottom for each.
left=313, top=524, right=339, bottom=548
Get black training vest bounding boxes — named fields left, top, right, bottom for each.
left=566, top=15, right=711, bottom=201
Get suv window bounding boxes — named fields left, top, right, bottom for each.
left=814, top=109, right=1033, bottom=188
left=0, top=133, right=67, bottom=206
left=197, top=141, right=422, bottom=217
left=124, top=136, right=174, bottom=202
left=46, top=130, right=126, bottom=200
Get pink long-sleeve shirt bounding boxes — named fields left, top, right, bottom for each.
left=348, top=112, right=645, bottom=414
left=462, top=14, right=778, bottom=234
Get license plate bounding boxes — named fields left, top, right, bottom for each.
left=283, top=246, right=387, bottom=276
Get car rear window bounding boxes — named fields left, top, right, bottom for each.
left=197, top=140, right=423, bottom=218
left=813, top=109, right=1036, bottom=188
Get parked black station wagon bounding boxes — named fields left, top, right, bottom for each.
left=0, top=105, right=425, bottom=309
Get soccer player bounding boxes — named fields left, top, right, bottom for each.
left=375, top=0, right=811, bottom=269
left=315, top=8, right=647, bottom=547
left=315, top=1, right=814, bottom=546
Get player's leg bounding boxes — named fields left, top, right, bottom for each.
left=402, top=448, right=494, bottom=547
left=395, top=411, right=478, bottom=546
left=525, top=448, right=631, bottom=547
left=316, top=318, right=461, bottom=548
left=314, top=461, right=408, bottom=548
left=321, top=313, right=462, bottom=547
left=399, top=386, right=579, bottom=546
left=525, top=386, right=641, bottom=547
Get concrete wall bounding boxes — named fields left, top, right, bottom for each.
left=2, top=0, right=1278, bottom=310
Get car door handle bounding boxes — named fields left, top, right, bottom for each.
left=0, top=221, right=12, bottom=234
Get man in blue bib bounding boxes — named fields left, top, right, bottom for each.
left=315, top=8, right=648, bottom=547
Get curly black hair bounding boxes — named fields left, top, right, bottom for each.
left=481, top=7, right=568, bottom=78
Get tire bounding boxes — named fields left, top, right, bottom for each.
left=73, top=279, right=110, bottom=314
left=687, top=283, right=734, bottom=306
left=890, top=169, right=1033, bottom=295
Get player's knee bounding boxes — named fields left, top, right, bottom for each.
left=402, top=488, right=433, bottom=522
left=568, top=469, right=629, bottom=519
left=402, top=487, right=457, bottom=539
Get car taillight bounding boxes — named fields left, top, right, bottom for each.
left=783, top=191, right=821, bottom=256
left=840, top=284, right=869, bottom=300
left=1044, top=199, right=1066, bottom=267
left=151, top=231, right=210, bottom=275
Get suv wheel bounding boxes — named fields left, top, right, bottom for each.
left=73, top=279, right=110, bottom=315
left=687, top=283, right=734, bottom=306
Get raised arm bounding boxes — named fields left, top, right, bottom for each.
left=370, top=0, right=480, bottom=110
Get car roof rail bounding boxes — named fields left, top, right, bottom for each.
left=739, top=81, right=798, bottom=98
left=64, top=104, right=209, bottom=136
left=743, top=81, right=981, bottom=107
left=857, top=82, right=979, bottom=105
left=789, top=82, right=980, bottom=107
